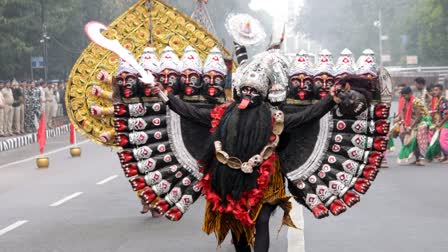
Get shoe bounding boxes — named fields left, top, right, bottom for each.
left=415, top=160, right=425, bottom=166
left=140, top=204, right=151, bottom=214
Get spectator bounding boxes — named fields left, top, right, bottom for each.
left=0, top=81, right=5, bottom=137
left=414, top=77, right=431, bottom=106
left=50, top=83, right=58, bottom=124
left=19, top=80, right=26, bottom=134
left=38, top=81, right=46, bottom=116
left=24, top=81, right=42, bottom=133
left=55, top=82, right=62, bottom=116
left=11, top=79, right=24, bottom=134
left=1, top=80, right=14, bottom=136
left=58, top=82, right=66, bottom=116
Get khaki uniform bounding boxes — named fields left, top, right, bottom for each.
left=1, top=87, right=14, bottom=135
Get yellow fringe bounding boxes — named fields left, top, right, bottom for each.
left=202, top=158, right=297, bottom=246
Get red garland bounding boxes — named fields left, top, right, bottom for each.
left=209, top=104, right=229, bottom=133
left=200, top=154, right=277, bottom=226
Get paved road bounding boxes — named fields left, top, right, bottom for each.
left=0, top=134, right=447, bottom=252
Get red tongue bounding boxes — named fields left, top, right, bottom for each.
left=208, top=87, right=216, bottom=96
left=124, top=89, right=132, bottom=98
left=238, top=98, right=250, bottom=109
left=144, top=88, right=151, bottom=97
left=320, top=91, right=328, bottom=98
left=185, top=87, right=193, bottom=95
left=298, top=91, right=306, bottom=100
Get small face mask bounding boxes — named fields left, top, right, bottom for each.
left=116, top=72, right=139, bottom=98
left=180, top=69, right=202, bottom=96
left=203, top=70, right=225, bottom=98
left=313, top=74, right=334, bottom=99
left=158, top=69, right=179, bottom=94
left=289, top=73, right=313, bottom=100
left=141, top=72, right=159, bottom=97
left=238, top=86, right=262, bottom=109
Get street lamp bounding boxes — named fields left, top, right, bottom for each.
left=373, top=9, right=383, bottom=68
left=40, top=24, right=50, bottom=81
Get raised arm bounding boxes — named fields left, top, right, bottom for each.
left=151, top=84, right=212, bottom=127
left=284, top=96, right=335, bottom=131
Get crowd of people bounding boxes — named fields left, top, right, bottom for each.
left=390, top=77, right=448, bottom=166
left=0, top=79, right=67, bottom=137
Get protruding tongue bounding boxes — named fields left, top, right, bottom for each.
left=124, top=89, right=132, bottom=98
left=238, top=97, right=250, bottom=109
left=144, top=88, right=151, bottom=97
left=185, top=86, right=193, bottom=96
left=208, top=87, right=217, bottom=96
left=298, top=91, right=306, bottom=100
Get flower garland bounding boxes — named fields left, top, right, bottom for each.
left=209, top=104, right=229, bottom=133
left=202, top=105, right=277, bottom=226
left=200, top=154, right=276, bottom=226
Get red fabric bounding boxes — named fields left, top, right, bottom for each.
left=37, top=112, right=46, bottom=154
left=431, top=97, right=438, bottom=112
left=209, top=103, right=229, bottom=133
left=398, top=96, right=414, bottom=127
left=70, top=123, right=76, bottom=145
left=200, top=154, right=277, bottom=227
left=430, top=97, right=438, bottom=119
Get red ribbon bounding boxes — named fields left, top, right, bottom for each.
left=201, top=154, right=277, bottom=226
left=37, top=112, right=46, bottom=154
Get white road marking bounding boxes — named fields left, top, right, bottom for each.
left=96, top=175, right=118, bottom=185
left=50, top=192, right=83, bottom=207
left=0, top=220, right=28, bottom=237
left=288, top=199, right=306, bottom=252
left=0, top=140, right=90, bottom=169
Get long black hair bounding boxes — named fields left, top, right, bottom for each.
left=203, top=101, right=273, bottom=202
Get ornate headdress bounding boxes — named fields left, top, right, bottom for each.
left=180, top=46, right=203, bottom=73
left=203, top=47, right=227, bottom=75
left=159, top=46, right=180, bottom=72
left=139, top=47, right=159, bottom=73
left=233, top=50, right=289, bottom=99
left=356, top=49, right=377, bottom=77
left=289, top=50, right=314, bottom=76
left=314, top=49, right=335, bottom=76
left=334, top=48, right=357, bottom=76
left=117, top=49, right=139, bottom=75
left=225, top=13, right=266, bottom=46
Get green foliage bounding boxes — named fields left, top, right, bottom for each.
left=0, top=0, right=271, bottom=80
left=411, top=0, right=448, bottom=66
left=299, top=0, right=448, bottom=66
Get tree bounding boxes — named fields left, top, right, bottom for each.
left=409, top=0, right=448, bottom=66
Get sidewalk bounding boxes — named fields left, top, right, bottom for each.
left=0, top=124, right=70, bottom=153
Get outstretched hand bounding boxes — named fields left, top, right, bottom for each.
left=330, top=85, right=342, bottom=104
left=150, top=82, right=165, bottom=96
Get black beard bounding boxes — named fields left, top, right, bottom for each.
left=204, top=102, right=272, bottom=202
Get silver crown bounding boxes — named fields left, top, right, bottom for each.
left=159, top=46, right=180, bottom=72
left=180, top=46, right=203, bottom=73
left=203, top=47, right=227, bottom=75
left=117, top=49, right=139, bottom=75
left=314, top=49, right=335, bottom=76
left=356, top=49, right=377, bottom=77
left=289, top=50, right=314, bottom=76
left=139, top=47, right=159, bottom=73
left=233, top=50, right=289, bottom=99
left=334, top=48, right=357, bottom=76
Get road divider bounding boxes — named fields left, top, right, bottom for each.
left=0, top=220, right=28, bottom=237
left=0, top=140, right=90, bottom=170
left=50, top=192, right=83, bottom=207
left=96, top=175, right=118, bottom=185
